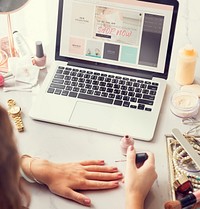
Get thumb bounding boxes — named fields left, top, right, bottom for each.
left=67, top=189, right=91, bottom=206
left=126, top=145, right=137, bottom=171
left=126, top=145, right=136, bottom=164
left=50, top=186, right=91, bottom=206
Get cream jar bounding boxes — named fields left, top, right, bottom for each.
left=170, top=91, right=199, bottom=118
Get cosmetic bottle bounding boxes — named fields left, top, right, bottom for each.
left=34, top=41, right=46, bottom=69
left=175, top=44, right=198, bottom=85
left=0, top=74, right=4, bottom=87
left=13, top=31, right=34, bottom=59
left=120, top=135, right=134, bottom=156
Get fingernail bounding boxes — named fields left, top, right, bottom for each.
left=113, top=181, right=119, bottom=185
left=129, top=145, right=134, bottom=151
left=118, top=173, right=123, bottom=178
left=113, top=167, right=118, bottom=171
left=99, top=160, right=105, bottom=165
left=84, top=198, right=91, bottom=204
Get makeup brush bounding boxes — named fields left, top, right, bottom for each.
left=164, top=190, right=200, bottom=209
left=164, top=200, right=200, bottom=209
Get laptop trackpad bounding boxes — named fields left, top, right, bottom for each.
left=69, top=101, right=116, bottom=131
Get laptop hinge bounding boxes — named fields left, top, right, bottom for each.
left=67, top=60, right=154, bottom=80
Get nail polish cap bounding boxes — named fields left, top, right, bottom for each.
left=36, top=41, right=44, bottom=58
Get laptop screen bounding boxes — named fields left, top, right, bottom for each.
left=56, top=0, right=178, bottom=79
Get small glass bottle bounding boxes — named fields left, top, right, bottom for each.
left=175, top=45, right=198, bottom=85
left=34, top=41, right=46, bottom=69
left=120, top=135, right=134, bottom=156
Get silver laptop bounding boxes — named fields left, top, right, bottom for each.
left=29, top=0, right=178, bottom=141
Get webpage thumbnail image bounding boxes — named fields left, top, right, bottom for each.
left=94, top=6, right=142, bottom=46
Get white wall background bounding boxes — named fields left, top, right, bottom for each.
left=0, top=0, right=58, bottom=60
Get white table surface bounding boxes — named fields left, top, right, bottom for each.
left=1, top=0, right=200, bottom=208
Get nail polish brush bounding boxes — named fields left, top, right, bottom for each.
left=115, top=152, right=148, bottom=164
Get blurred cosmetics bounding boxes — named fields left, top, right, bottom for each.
left=0, top=72, right=13, bottom=87
left=164, top=190, right=200, bottom=209
left=120, top=135, right=134, bottom=155
left=13, top=31, right=34, bottom=59
left=173, top=174, right=193, bottom=195
left=175, top=44, right=198, bottom=85
left=170, top=90, right=199, bottom=118
left=34, top=41, right=46, bottom=69
left=0, top=74, right=4, bottom=86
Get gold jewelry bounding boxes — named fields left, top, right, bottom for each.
left=167, top=134, right=200, bottom=190
left=7, top=99, right=24, bottom=132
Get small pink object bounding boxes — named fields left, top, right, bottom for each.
left=35, top=41, right=46, bottom=69
left=120, top=135, right=134, bottom=156
left=0, top=74, right=4, bottom=87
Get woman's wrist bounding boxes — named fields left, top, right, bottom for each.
left=125, top=192, right=144, bottom=209
left=20, top=155, right=50, bottom=184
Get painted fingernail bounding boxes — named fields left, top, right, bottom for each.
left=129, top=145, right=134, bottom=151
left=84, top=198, right=91, bottom=204
left=99, top=160, right=105, bottom=165
left=118, top=173, right=123, bottom=178
left=113, top=167, right=118, bottom=171
left=113, top=181, right=119, bottom=185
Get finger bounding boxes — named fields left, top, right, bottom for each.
left=126, top=145, right=137, bottom=171
left=194, top=202, right=200, bottom=209
left=84, top=165, right=119, bottom=173
left=85, top=171, right=123, bottom=181
left=78, top=179, right=120, bottom=190
left=80, top=160, right=105, bottom=166
left=142, top=151, right=155, bottom=167
left=50, top=186, right=91, bottom=206
left=127, top=145, right=136, bottom=163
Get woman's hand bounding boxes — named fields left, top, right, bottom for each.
left=125, top=145, right=157, bottom=209
left=21, top=157, right=123, bottom=206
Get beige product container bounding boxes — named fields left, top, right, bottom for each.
left=175, top=45, right=198, bottom=85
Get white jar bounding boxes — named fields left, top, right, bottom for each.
left=170, top=90, right=199, bottom=118
left=175, top=45, right=198, bottom=85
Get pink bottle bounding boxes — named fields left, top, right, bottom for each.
left=34, top=41, right=46, bottom=69
left=120, top=135, right=134, bottom=156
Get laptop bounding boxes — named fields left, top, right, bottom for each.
left=29, top=0, right=179, bottom=141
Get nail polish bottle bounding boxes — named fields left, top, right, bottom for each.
left=35, top=41, right=46, bottom=69
left=120, top=135, right=134, bottom=156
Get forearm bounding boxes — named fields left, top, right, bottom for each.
left=125, top=192, right=144, bottom=209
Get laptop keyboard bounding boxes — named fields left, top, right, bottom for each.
left=47, top=66, right=159, bottom=111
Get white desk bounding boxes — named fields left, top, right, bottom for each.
left=1, top=69, right=195, bottom=209
left=1, top=0, right=200, bottom=208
